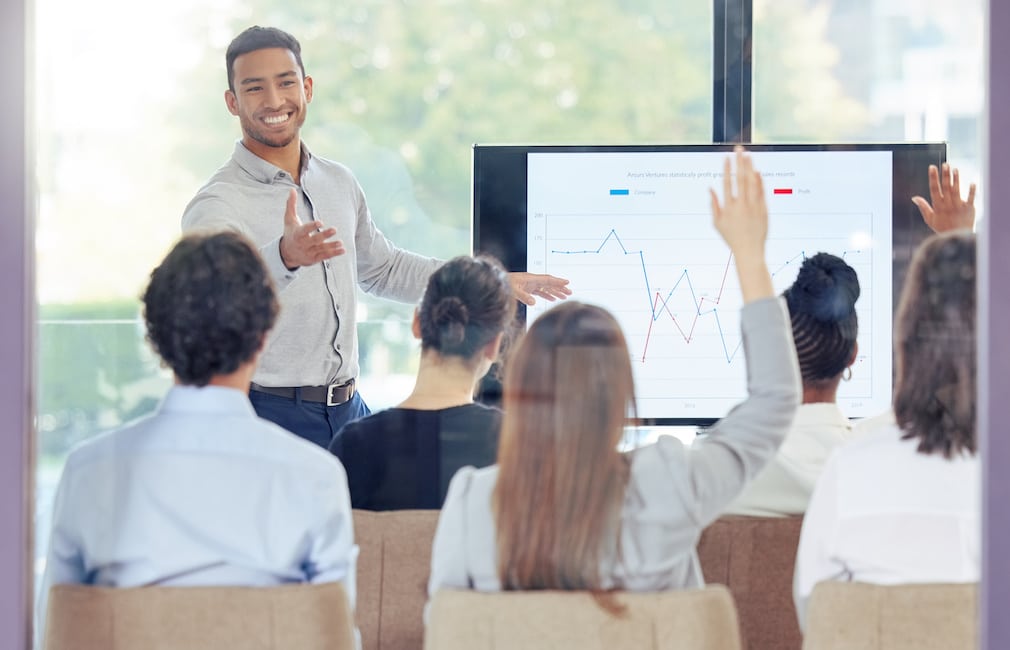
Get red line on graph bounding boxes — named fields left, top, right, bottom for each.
left=641, top=254, right=736, bottom=362
left=641, top=293, right=661, bottom=362
left=698, top=253, right=734, bottom=314
left=773, top=188, right=793, bottom=195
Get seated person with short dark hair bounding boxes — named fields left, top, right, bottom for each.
left=38, top=232, right=358, bottom=631
left=329, top=255, right=515, bottom=510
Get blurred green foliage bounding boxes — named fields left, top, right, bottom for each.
left=177, top=0, right=714, bottom=254
left=37, top=301, right=167, bottom=460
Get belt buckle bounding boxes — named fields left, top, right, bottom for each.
left=326, top=383, right=342, bottom=407
left=326, top=381, right=354, bottom=407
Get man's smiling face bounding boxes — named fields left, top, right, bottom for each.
left=225, top=47, right=313, bottom=152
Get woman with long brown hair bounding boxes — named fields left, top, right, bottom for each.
left=427, top=148, right=801, bottom=601
left=793, top=229, right=978, bottom=629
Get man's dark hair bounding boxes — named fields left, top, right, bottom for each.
left=226, top=26, right=305, bottom=92
left=143, top=232, right=279, bottom=386
left=894, top=231, right=976, bottom=458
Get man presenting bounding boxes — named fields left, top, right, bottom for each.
left=183, top=26, right=569, bottom=448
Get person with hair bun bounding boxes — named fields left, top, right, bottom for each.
left=329, top=255, right=516, bottom=510
left=727, top=252, right=861, bottom=517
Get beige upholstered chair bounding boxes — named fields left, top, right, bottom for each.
left=424, top=585, right=742, bottom=650
left=42, top=582, right=355, bottom=650
left=802, top=581, right=978, bottom=650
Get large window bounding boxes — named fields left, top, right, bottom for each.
left=33, top=0, right=713, bottom=595
left=34, top=0, right=987, bottom=629
left=753, top=0, right=984, bottom=180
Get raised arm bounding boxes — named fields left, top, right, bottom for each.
left=911, top=163, right=976, bottom=233
left=709, top=146, right=774, bottom=303
left=675, top=146, right=800, bottom=524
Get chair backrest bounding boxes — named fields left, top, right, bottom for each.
left=43, top=582, right=355, bottom=650
left=802, top=581, right=978, bottom=650
left=424, top=585, right=742, bottom=650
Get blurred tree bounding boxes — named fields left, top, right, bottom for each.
left=169, top=0, right=715, bottom=380
left=175, top=0, right=713, bottom=256
left=753, top=0, right=869, bottom=140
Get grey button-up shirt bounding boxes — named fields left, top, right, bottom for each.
left=182, top=141, right=442, bottom=387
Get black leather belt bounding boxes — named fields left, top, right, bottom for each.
left=250, top=379, right=356, bottom=407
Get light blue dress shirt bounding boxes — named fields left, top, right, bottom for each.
left=38, top=385, right=358, bottom=631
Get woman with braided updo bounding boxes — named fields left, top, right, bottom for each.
left=329, top=255, right=516, bottom=510
left=728, top=252, right=861, bottom=517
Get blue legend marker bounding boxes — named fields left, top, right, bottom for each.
left=610, top=188, right=630, bottom=195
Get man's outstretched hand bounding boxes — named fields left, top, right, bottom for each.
left=279, top=188, right=346, bottom=270
left=508, top=272, right=572, bottom=306
left=912, top=163, right=976, bottom=233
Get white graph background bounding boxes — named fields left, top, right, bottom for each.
left=524, top=149, right=896, bottom=421
left=529, top=210, right=887, bottom=419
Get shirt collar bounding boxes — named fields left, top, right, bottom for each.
left=159, top=384, right=259, bottom=417
left=231, top=140, right=314, bottom=184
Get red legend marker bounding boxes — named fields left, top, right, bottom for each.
left=773, top=188, right=793, bottom=195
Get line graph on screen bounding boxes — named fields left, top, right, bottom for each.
left=529, top=212, right=877, bottom=413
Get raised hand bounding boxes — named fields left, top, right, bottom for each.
left=911, top=163, right=976, bottom=233
left=508, top=272, right=572, bottom=306
left=279, top=188, right=346, bottom=270
left=709, top=146, right=773, bottom=303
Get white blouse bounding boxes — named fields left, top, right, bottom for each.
left=793, top=413, right=980, bottom=629
left=726, top=402, right=856, bottom=517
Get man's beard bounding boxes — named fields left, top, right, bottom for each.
left=242, top=110, right=306, bottom=149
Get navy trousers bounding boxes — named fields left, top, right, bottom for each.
left=249, top=389, right=371, bottom=449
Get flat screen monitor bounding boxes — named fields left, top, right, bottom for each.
left=472, top=143, right=946, bottom=425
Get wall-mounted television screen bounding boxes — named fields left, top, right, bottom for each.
left=472, top=143, right=946, bottom=425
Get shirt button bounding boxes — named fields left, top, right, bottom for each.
left=336, top=344, right=342, bottom=351
left=324, top=261, right=330, bottom=269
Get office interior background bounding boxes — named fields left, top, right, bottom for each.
left=4, top=0, right=1010, bottom=647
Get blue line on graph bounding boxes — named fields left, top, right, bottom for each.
left=552, top=229, right=656, bottom=312
left=550, top=228, right=863, bottom=364
left=552, top=229, right=741, bottom=362
left=609, top=189, right=630, bottom=195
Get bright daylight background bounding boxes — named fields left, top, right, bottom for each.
left=33, top=0, right=983, bottom=610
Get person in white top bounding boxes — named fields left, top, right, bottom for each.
left=427, top=147, right=801, bottom=611
left=727, top=253, right=861, bottom=517
left=793, top=220, right=978, bottom=629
